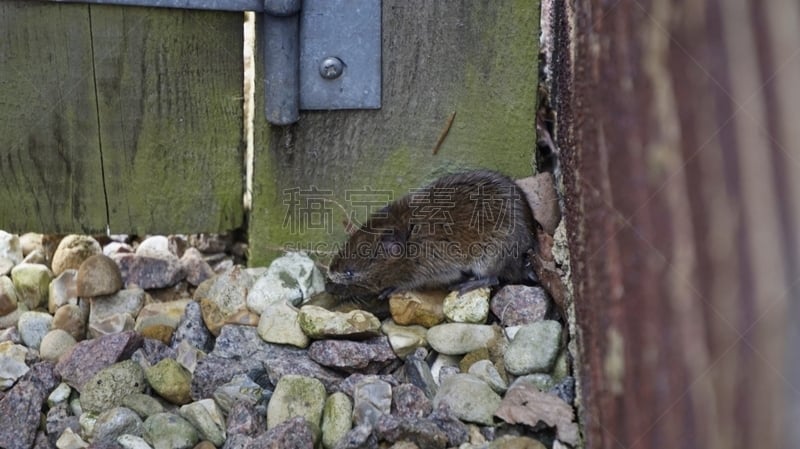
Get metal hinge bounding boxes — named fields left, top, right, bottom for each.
left=49, top=0, right=382, bottom=125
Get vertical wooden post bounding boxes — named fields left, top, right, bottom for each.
left=549, top=0, right=799, bottom=447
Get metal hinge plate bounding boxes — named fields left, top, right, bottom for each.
left=48, top=0, right=382, bottom=124
left=300, top=0, right=381, bottom=111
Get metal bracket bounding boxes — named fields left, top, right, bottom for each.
left=48, top=0, right=382, bottom=125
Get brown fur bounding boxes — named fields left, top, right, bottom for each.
left=328, top=170, right=538, bottom=296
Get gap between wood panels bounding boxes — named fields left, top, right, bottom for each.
left=243, top=12, right=256, bottom=214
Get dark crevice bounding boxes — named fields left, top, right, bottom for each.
left=88, top=5, right=112, bottom=232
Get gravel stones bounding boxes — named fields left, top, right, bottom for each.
left=76, top=254, right=123, bottom=298
left=432, top=374, right=502, bottom=426
left=145, top=358, right=192, bottom=405
left=49, top=270, right=79, bottom=314
left=309, top=336, right=396, bottom=373
left=0, top=341, right=29, bottom=389
left=0, top=231, right=573, bottom=448
left=246, top=252, right=325, bottom=314
left=18, top=310, right=53, bottom=349
left=0, top=231, right=22, bottom=276
left=490, top=285, right=550, bottom=326
left=322, top=392, right=352, bottom=449
left=39, top=329, right=77, bottom=362
left=426, top=323, right=502, bottom=355
left=51, top=235, right=102, bottom=276
left=442, top=288, right=490, bottom=323
left=0, top=275, right=18, bottom=316
left=56, top=331, right=143, bottom=392
left=0, top=362, right=60, bottom=449
left=92, top=407, right=144, bottom=444
left=504, top=320, right=562, bottom=375
left=267, top=375, right=326, bottom=438
left=142, top=412, right=199, bottom=449
left=298, top=305, right=381, bottom=339
left=257, top=301, right=309, bottom=348
left=80, top=360, right=146, bottom=413
left=179, top=399, right=226, bottom=446
left=388, top=290, right=446, bottom=327
left=11, top=262, right=53, bottom=309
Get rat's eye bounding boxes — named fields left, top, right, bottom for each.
left=344, top=269, right=354, bottom=279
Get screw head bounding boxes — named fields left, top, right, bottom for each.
left=319, top=57, right=344, bottom=79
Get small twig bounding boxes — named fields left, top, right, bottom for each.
left=432, top=111, right=457, bottom=155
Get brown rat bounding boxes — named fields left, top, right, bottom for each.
left=328, top=170, right=538, bottom=298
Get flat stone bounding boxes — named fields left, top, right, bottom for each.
left=374, top=414, right=448, bottom=449
left=56, top=331, right=143, bottom=392
left=257, top=301, right=309, bottom=348
left=388, top=290, right=446, bottom=328
left=442, top=288, right=490, bottom=324
left=134, top=299, right=191, bottom=337
left=267, top=375, right=327, bottom=435
left=250, top=416, right=315, bottom=448
left=298, top=305, right=381, bottom=339
left=122, top=393, right=166, bottom=419
left=404, top=349, right=437, bottom=400
left=76, top=254, right=123, bottom=298
left=0, top=340, right=29, bottom=389
left=81, top=360, right=146, bottom=414
left=93, top=407, right=144, bottom=444
left=515, top=173, right=561, bottom=235
left=179, top=399, right=227, bottom=446
left=308, top=336, right=396, bottom=374
left=89, top=313, right=135, bottom=338
left=490, top=285, right=550, bottom=327
left=123, top=254, right=185, bottom=290
left=426, top=323, right=502, bottom=355
left=380, top=319, right=427, bottom=360
left=142, top=413, right=199, bottom=449
left=432, top=374, right=501, bottom=426
left=504, top=320, right=562, bottom=375
left=212, top=374, right=264, bottom=414
left=90, top=288, right=145, bottom=324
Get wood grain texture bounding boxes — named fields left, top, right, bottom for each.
left=549, top=0, right=799, bottom=447
left=250, top=0, right=541, bottom=265
left=90, top=5, right=245, bottom=234
left=0, top=2, right=107, bottom=233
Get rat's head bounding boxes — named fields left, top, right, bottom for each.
left=328, top=206, right=411, bottom=293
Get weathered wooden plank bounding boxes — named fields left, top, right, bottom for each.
left=250, top=0, right=541, bottom=265
left=549, top=0, right=798, bottom=447
left=0, top=2, right=107, bottom=233
left=90, top=5, right=244, bottom=234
